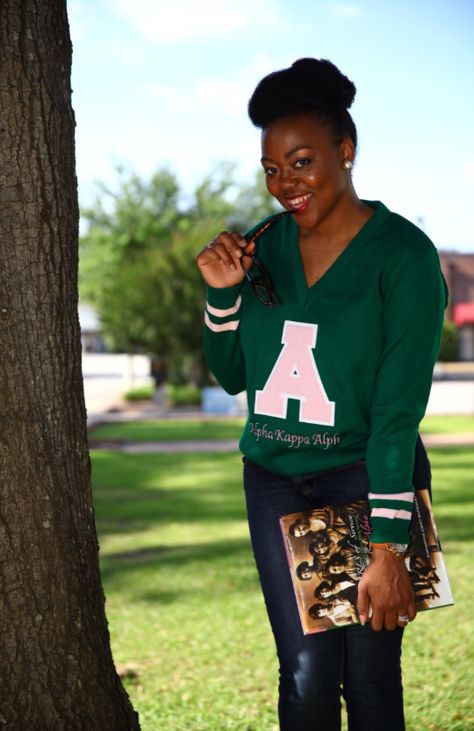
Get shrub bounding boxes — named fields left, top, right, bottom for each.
left=124, top=385, right=155, bottom=402
left=438, top=321, right=459, bottom=362
left=165, top=384, right=202, bottom=406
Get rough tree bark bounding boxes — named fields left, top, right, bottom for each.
left=0, top=2, right=140, bottom=728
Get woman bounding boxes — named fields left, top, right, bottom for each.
left=195, top=58, right=447, bottom=730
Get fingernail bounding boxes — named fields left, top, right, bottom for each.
left=359, top=615, right=366, bottom=626
left=230, top=264, right=236, bottom=271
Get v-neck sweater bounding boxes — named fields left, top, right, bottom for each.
left=203, top=201, right=448, bottom=542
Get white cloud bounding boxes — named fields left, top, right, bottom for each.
left=327, top=3, right=363, bottom=18
left=145, top=77, right=247, bottom=117
left=110, top=0, right=284, bottom=43
left=144, top=55, right=277, bottom=117
left=105, top=39, right=145, bottom=66
left=195, top=78, right=248, bottom=116
left=143, top=83, right=188, bottom=112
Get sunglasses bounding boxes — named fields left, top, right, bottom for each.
left=240, top=212, right=288, bottom=307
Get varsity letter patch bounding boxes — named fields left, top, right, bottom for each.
left=254, top=320, right=335, bottom=425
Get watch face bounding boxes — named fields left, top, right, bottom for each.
left=391, top=543, right=408, bottom=552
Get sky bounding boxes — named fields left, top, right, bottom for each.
left=69, top=0, right=474, bottom=252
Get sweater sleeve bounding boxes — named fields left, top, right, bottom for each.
left=366, top=241, right=448, bottom=543
left=203, top=284, right=246, bottom=395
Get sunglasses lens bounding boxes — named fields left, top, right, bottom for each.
left=254, top=283, right=280, bottom=307
left=242, top=247, right=281, bottom=307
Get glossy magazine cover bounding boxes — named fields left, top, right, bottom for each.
left=279, top=489, right=454, bottom=634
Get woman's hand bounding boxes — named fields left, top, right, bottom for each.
left=195, top=231, right=254, bottom=289
left=356, top=548, right=416, bottom=631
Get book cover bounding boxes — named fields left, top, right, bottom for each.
left=279, top=489, right=454, bottom=634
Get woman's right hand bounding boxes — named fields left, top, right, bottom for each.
left=195, top=231, right=254, bottom=289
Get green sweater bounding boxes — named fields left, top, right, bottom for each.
left=204, top=201, right=448, bottom=542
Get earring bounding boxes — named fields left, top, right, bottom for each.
left=343, top=159, right=353, bottom=170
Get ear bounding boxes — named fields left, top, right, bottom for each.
left=339, top=137, right=355, bottom=164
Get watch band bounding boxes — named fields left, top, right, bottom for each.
left=370, top=542, right=408, bottom=557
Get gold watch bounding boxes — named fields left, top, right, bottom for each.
left=370, top=542, right=408, bottom=557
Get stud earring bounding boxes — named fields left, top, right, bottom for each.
left=343, top=159, right=353, bottom=170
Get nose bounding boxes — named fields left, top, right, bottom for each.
left=279, top=165, right=297, bottom=191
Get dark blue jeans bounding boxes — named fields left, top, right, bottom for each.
left=243, top=457, right=406, bottom=731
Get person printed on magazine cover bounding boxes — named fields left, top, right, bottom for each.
left=309, top=597, right=359, bottom=627
left=315, top=578, right=357, bottom=604
left=289, top=510, right=327, bottom=537
left=196, top=58, right=447, bottom=731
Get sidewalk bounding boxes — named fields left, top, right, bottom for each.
left=88, top=434, right=474, bottom=453
left=87, top=399, right=474, bottom=452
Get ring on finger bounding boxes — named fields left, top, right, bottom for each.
left=397, top=614, right=410, bottom=623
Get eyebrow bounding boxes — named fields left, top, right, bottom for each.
left=261, top=145, right=315, bottom=163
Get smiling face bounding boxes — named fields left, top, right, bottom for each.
left=260, top=113, right=355, bottom=235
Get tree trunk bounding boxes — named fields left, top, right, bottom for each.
left=0, top=2, right=140, bottom=728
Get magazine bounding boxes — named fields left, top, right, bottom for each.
left=279, top=489, right=454, bottom=634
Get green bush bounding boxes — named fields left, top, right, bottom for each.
left=165, top=383, right=202, bottom=406
left=438, top=321, right=459, bottom=362
left=123, top=385, right=155, bottom=402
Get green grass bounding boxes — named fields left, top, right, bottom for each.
left=89, top=414, right=473, bottom=444
left=89, top=418, right=245, bottom=442
left=92, top=446, right=474, bottom=731
left=420, top=414, right=474, bottom=435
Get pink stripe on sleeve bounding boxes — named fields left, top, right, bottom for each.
left=206, top=295, right=242, bottom=318
left=370, top=508, right=412, bottom=521
left=204, top=312, right=239, bottom=333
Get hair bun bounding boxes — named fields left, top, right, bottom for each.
left=290, top=58, right=356, bottom=110
left=247, top=57, right=358, bottom=148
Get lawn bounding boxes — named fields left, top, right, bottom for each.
left=91, top=442, right=474, bottom=731
left=89, top=414, right=474, bottom=443
left=89, top=418, right=245, bottom=443
left=420, top=414, right=474, bottom=435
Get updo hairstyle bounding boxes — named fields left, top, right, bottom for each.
left=248, top=58, right=357, bottom=149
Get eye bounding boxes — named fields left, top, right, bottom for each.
left=294, top=157, right=312, bottom=169
left=263, top=166, right=278, bottom=177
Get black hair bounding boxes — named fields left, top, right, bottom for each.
left=248, top=57, right=357, bottom=149
left=314, top=581, right=333, bottom=599
left=309, top=601, right=333, bottom=619
left=296, top=561, right=313, bottom=580
left=308, top=535, right=330, bottom=556
left=326, top=551, right=348, bottom=569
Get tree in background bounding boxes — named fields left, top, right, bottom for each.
left=79, top=165, right=276, bottom=384
left=0, top=2, right=139, bottom=727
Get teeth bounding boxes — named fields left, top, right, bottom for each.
left=288, top=194, right=311, bottom=207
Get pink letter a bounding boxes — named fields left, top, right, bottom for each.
left=254, top=320, right=335, bottom=425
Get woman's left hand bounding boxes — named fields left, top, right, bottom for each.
left=356, top=548, right=416, bottom=631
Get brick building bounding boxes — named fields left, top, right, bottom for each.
left=439, top=252, right=474, bottom=360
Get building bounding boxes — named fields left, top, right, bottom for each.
left=439, top=252, right=474, bottom=360
left=78, top=303, right=106, bottom=353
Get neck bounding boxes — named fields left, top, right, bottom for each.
left=299, top=192, right=372, bottom=247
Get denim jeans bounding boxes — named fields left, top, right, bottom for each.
left=243, top=453, right=416, bottom=731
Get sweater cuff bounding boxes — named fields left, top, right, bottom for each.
left=368, top=490, right=414, bottom=542
left=206, top=284, right=242, bottom=310
left=369, top=516, right=411, bottom=543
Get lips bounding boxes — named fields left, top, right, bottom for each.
left=285, top=193, right=312, bottom=213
